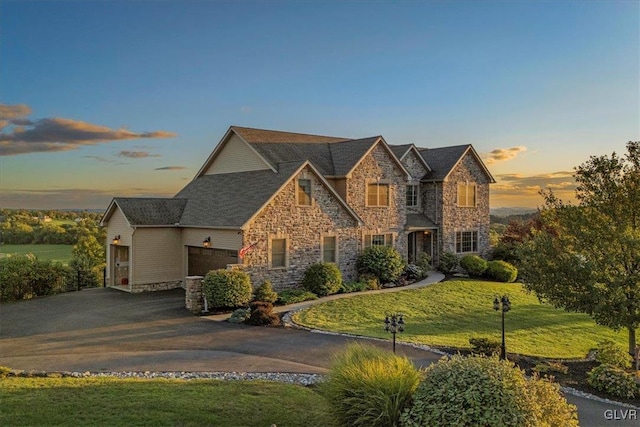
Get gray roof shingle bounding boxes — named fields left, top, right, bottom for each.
left=418, top=144, right=471, bottom=181
left=113, top=197, right=187, bottom=226
left=231, top=126, right=349, bottom=144
left=175, top=161, right=305, bottom=228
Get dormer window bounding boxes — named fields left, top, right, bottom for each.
left=367, top=182, right=389, bottom=207
left=298, top=179, right=312, bottom=206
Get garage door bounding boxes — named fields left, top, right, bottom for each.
left=187, top=246, right=239, bottom=276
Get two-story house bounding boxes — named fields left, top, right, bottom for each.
left=100, top=126, right=494, bottom=293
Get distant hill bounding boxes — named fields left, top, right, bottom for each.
left=490, top=207, right=538, bottom=217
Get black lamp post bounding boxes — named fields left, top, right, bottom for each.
left=384, top=313, right=405, bottom=354
left=493, top=295, right=511, bottom=360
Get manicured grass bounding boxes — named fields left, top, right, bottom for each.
left=0, top=244, right=73, bottom=263
left=293, top=279, right=627, bottom=359
left=0, top=377, right=337, bottom=426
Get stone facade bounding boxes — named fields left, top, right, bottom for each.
left=129, top=280, right=183, bottom=293
left=241, top=165, right=361, bottom=291
left=440, top=152, right=492, bottom=257
left=346, top=143, right=408, bottom=257
left=184, top=276, right=204, bottom=314
left=401, top=149, right=430, bottom=215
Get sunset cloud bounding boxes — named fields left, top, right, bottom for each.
left=0, top=188, right=176, bottom=209
left=483, top=146, right=527, bottom=164
left=118, top=150, right=161, bottom=159
left=0, top=103, right=177, bottom=156
left=155, top=166, right=187, bottom=171
left=490, top=171, right=577, bottom=207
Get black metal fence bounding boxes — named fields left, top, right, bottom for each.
left=66, top=267, right=106, bottom=291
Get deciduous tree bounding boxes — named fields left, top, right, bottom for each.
left=519, top=141, right=640, bottom=357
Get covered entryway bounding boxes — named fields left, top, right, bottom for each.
left=187, top=246, right=239, bottom=276
left=111, top=245, right=130, bottom=286
left=406, top=214, right=439, bottom=265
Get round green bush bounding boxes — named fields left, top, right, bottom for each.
left=486, top=260, right=518, bottom=283
left=356, top=246, right=404, bottom=284
left=594, top=339, right=632, bottom=369
left=202, top=269, right=252, bottom=309
left=401, top=355, right=578, bottom=427
left=321, top=343, right=421, bottom=427
left=302, top=262, right=342, bottom=297
left=459, top=255, right=488, bottom=277
left=437, top=251, right=458, bottom=274
left=587, top=364, right=638, bottom=399
left=253, top=280, right=278, bottom=303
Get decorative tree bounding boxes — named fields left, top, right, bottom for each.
left=519, top=141, right=640, bottom=358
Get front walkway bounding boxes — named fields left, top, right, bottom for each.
left=205, top=271, right=445, bottom=321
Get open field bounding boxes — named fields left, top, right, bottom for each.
left=293, top=279, right=628, bottom=359
left=0, top=244, right=73, bottom=263
left=0, top=377, right=337, bottom=426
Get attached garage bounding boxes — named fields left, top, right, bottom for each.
left=187, top=246, right=239, bottom=276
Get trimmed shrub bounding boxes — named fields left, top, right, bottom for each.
left=594, top=339, right=632, bottom=369
left=0, top=255, right=70, bottom=302
left=414, top=251, right=432, bottom=273
left=533, top=361, right=569, bottom=376
left=228, top=308, right=251, bottom=324
left=321, top=343, right=421, bottom=427
left=245, top=301, right=281, bottom=326
left=587, top=364, right=638, bottom=399
left=401, top=355, right=578, bottom=427
left=356, top=246, right=405, bottom=284
left=437, top=251, right=458, bottom=274
left=277, top=289, right=318, bottom=305
left=253, top=280, right=278, bottom=303
left=469, top=337, right=501, bottom=356
left=339, top=281, right=370, bottom=294
left=486, top=260, right=518, bottom=283
left=202, top=269, right=252, bottom=309
left=302, top=262, right=342, bottom=297
left=358, top=273, right=381, bottom=290
left=404, top=264, right=424, bottom=281
left=459, top=255, right=487, bottom=277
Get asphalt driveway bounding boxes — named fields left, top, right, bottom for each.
left=1, top=287, right=637, bottom=426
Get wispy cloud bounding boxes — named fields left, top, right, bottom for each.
left=0, top=103, right=177, bottom=156
left=483, top=146, right=527, bottom=164
left=490, top=171, right=577, bottom=207
left=83, top=155, right=116, bottom=163
left=118, top=150, right=161, bottom=159
left=155, top=166, right=187, bottom=171
left=0, top=188, right=176, bottom=209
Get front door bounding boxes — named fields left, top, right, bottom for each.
left=112, top=245, right=129, bottom=286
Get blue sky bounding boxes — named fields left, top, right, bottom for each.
left=1, top=0, right=638, bottom=209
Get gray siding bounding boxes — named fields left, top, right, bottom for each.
left=204, top=133, right=270, bottom=174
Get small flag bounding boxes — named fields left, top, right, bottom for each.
left=239, top=241, right=259, bottom=258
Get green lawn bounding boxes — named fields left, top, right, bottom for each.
left=0, top=377, right=337, bottom=426
left=293, top=279, right=627, bottom=359
left=0, top=244, right=73, bottom=263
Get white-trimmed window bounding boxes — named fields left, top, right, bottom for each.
left=367, top=182, right=389, bottom=207
left=364, top=233, right=394, bottom=248
left=322, top=235, right=337, bottom=263
left=298, top=179, right=312, bottom=206
left=270, top=237, right=287, bottom=269
left=406, top=184, right=419, bottom=207
left=456, top=231, right=478, bottom=253
left=457, top=182, right=476, bottom=207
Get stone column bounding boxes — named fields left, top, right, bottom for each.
left=185, top=276, right=204, bottom=314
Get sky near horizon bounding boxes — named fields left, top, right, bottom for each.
left=1, top=0, right=638, bottom=210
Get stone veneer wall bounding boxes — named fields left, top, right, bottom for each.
left=401, top=149, right=430, bottom=215
left=241, top=165, right=360, bottom=291
left=440, top=153, right=491, bottom=257
left=185, top=276, right=204, bottom=314
left=346, top=143, right=408, bottom=257
left=130, top=280, right=183, bottom=293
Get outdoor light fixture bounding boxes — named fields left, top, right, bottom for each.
left=112, top=235, right=120, bottom=245
left=202, top=236, right=211, bottom=248
left=493, top=295, right=511, bottom=360
left=384, top=313, right=405, bottom=354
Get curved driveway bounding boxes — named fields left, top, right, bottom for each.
left=1, top=287, right=637, bottom=426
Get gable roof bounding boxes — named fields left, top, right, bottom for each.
left=175, top=160, right=362, bottom=229
left=232, top=126, right=349, bottom=144
left=419, top=144, right=495, bottom=183
left=101, top=197, right=187, bottom=227
left=389, top=143, right=432, bottom=172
